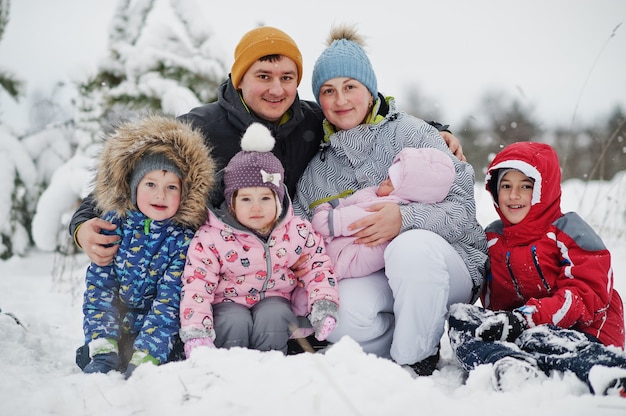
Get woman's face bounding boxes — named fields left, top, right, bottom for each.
left=318, top=77, right=373, bottom=131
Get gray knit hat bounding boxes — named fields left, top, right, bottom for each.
left=223, top=123, right=285, bottom=208
left=312, top=25, right=378, bottom=104
left=130, top=153, right=182, bottom=205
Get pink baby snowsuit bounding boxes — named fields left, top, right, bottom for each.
left=311, top=147, right=455, bottom=279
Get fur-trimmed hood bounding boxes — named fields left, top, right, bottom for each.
left=93, top=115, right=215, bottom=229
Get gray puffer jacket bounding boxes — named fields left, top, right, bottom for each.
left=293, top=97, right=488, bottom=297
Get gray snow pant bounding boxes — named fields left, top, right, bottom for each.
left=212, top=296, right=298, bottom=354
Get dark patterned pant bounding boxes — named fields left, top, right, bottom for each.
left=448, top=303, right=626, bottom=389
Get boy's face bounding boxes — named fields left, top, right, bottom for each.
left=233, top=187, right=278, bottom=234
left=376, top=177, right=395, bottom=197
left=497, top=170, right=533, bottom=224
left=136, top=170, right=182, bottom=221
left=238, top=57, right=299, bottom=123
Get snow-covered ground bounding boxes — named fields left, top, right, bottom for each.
left=1, top=177, right=626, bottom=415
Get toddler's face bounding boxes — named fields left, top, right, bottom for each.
left=233, top=187, right=278, bottom=234
left=136, top=170, right=181, bottom=221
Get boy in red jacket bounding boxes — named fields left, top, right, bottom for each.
left=448, top=141, right=626, bottom=396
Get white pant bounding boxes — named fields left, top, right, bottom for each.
left=327, top=229, right=473, bottom=365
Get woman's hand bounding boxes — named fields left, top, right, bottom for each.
left=348, top=202, right=401, bottom=246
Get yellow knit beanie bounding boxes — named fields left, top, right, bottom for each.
left=231, top=26, right=303, bottom=89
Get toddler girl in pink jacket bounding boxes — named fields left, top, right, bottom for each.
left=180, top=123, right=339, bottom=357
left=311, top=147, right=455, bottom=278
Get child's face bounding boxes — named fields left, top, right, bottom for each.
left=233, top=187, right=277, bottom=233
left=136, top=170, right=182, bottom=221
left=376, top=177, right=395, bottom=197
left=497, top=170, right=533, bottom=224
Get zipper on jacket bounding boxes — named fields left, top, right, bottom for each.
left=319, top=141, right=330, bottom=161
left=531, top=245, right=551, bottom=291
left=143, top=218, right=152, bottom=235
left=505, top=251, right=524, bottom=299
left=255, top=238, right=274, bottom=301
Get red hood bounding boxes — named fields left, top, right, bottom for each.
left=485, top=142, right=563, bottom=245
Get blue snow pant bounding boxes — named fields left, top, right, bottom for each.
left=448, top=303, right=626, bottom=390
left=212, top=296, right=298, bottom=354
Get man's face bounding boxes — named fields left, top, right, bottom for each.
left=238, top=57, right=299, bottom=123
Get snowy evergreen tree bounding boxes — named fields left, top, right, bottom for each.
left=0, top=0, right=22, bottom=103
left=0, top=0, right=34, bottom=259
left=31, top=0, right=226, bottom=254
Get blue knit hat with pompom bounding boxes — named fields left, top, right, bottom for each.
left=312, top=26, right=378, bottom=104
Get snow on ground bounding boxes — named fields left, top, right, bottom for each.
left=1, top=180, right=626, bottom=415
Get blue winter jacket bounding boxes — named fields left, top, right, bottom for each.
left=82, top=210, right=194, bottom=363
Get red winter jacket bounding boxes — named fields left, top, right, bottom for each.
left=482, top=142, right=624, bottom=348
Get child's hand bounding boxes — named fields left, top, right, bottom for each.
left=314, top=316, right=336, bottom=341
left=184, top=337, right=215, bottom=358
left=311, top=203, right=333, bottom=236
left=310, top=300, right=339, bottom=341
left=475, top=310, right=527, bottom=342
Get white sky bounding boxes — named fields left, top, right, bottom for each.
left=0, top=0, right=625, bottom=131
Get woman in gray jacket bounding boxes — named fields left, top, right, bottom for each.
left=293, top=24, right=488, bottom=375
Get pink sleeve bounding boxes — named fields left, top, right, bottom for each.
left=179, top=229, right=220, bottom=342
left=296, top=226, right=340, bottom=315
left=311, top=203, right=332, bottom=236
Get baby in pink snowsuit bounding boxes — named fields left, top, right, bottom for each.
left=311, top=147, right=455, bottom=279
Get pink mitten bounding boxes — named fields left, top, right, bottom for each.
left=310, top=300, right=339, bottom=341
left=311, top=203, right=333, bottom=236
left=184, top=337, right=215, bottom=359
left=314, top=316, right=337, bottom=341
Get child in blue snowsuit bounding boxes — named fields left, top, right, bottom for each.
left=77, top=115, right=215, bottom=377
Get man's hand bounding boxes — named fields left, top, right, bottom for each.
left=76, top=218, right=120, bottom=266
left=440, top=131, right=466, bottom=162
left=349, top=202, right=401, bottom=247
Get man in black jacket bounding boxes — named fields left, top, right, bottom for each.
left=71, top=27, right=325, bottom=264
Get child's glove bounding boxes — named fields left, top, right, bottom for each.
left=310, top=300, right=338, bottom=341
left=83, top=338, right=120, bottom=374
left=184, top=337, right=216, bottom=359
left=475, top=310, right=527, bottom=342
left=124, top=350, right=158, bottom=379
left=311, top=203, right=333, bottom=236
left=83, top=352, right=121, bottom=374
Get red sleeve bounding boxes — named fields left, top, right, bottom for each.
left=525, top=227, right=613, bottom=330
